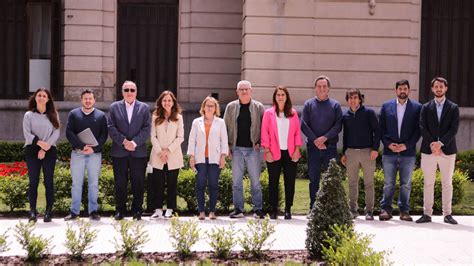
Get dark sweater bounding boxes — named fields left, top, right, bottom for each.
left=301, top=97, right=342, bottom=146
left=342, top=105, right=381, bottom=154
left=66, top=108, right=108, bottom=153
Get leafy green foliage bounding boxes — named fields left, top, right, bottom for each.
left=238, top=216, right=276, bottom=259
left=14, top=221, right=52, bottom=261
left=306, top=159, right=353, bottom=259
left=168, top=216, right=200, bottom=259
left=358, top=168, right=468, bottom=212
left=64, top=220, right=98, bottom=259
left=322, top=224, right=392, bottom=265
left=0, top=229, right=9, bottom=253
left=0, top=174, right=29, bottom=211
left=176, top=169, right=197, bottom=211
left=207, top=223, right=236, bottom=259
left=113, top=220, right=149, bottom=258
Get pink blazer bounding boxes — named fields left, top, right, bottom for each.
left=261, top=107, right=303, bottom=161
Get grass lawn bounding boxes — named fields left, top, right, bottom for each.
left=1, top=178, right=473, bottom=215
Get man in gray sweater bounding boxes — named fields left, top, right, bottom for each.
left=224, top=80, right=265, bottom=219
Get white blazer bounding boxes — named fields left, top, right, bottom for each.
left=187, top=116, right=229, bottom=164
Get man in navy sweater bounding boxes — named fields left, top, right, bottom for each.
left=341, top=89, right=380, bottom=221
left=301, top=75, right=342, bottom=210
left=65, top=89, right=108, bottom=221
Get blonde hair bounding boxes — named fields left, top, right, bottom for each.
left=199, top=96, right=220, bottom=117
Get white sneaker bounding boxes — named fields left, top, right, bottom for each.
left=164, top=209, right=173, bottom=218
left=150, top=209, right=163, bottom=219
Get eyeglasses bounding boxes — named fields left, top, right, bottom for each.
left=123, top=88, right=136, bottom=93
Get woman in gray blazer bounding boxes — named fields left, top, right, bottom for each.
left=187, top=96, right=229, bottom=220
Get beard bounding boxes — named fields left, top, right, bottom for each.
left=434, top=91, right=445, bottom=98
left=397, top=93, right=408, bottom=100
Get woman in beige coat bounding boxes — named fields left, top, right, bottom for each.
left=149, top=91, right=184, bottom=219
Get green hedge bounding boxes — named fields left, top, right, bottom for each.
left=357, top=168, right=468, bottom=213
left=0, top=164, right=281, bottom=213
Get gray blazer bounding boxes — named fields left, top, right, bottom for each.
left=108, top=100, right=151, bottom=158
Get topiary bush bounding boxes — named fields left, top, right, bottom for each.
left=357, top=168, right=468, bottom=213
left=306, top=159, right=353, bottom=259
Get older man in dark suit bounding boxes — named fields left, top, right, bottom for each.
left=379, top=79, right=422, bottom=222
left=416, top=77, right=459, bottom=225
left=108, top=80, right=151, bottom=220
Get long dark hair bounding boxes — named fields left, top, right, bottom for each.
left=153, top=90, right=182, bottom=126
left=272, top=86, right=294, bottom=117
left=28, top=88, right=60, bottom=129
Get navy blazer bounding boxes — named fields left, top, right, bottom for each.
left=108, top=100, right=151, bottom=158
left=379, top=98, right=422, bottom=157
left=420, top=99, right=459, bottom=155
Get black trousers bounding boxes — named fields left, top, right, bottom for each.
left=152, top=164, right=179, bottom=209
left=25, top=146, right=57, bottom=212
left=146, top=172, right=157, bottom=212
left=112, top=156, right=146, bottom=214
left=267, top=150, right=297, bottom=211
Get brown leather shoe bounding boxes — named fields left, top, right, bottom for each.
left=399, top=212, right=413, bottom=222
left=379, top=210, right=392, bottom=221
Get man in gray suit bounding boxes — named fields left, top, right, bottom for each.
left=108, top=80, right=151, bottom=220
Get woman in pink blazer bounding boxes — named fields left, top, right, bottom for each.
left=261, top=86, right=302, bottom=219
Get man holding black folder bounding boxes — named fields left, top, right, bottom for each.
left=65, top=89, right=108, bottom=221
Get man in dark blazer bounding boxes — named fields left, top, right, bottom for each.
left=379, top=79, right=421, bottom=222
left=416, top=77, right=459, bottom=225
left=108, top=80, right=151, bottom=220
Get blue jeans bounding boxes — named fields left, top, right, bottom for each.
left=307, top=143, right=337, bottom=209
left=380, top=155, right=416, bottom=213
left=70, top=151, right=101, bottom=214
left=231, top=147, right=263, bottom=211
left=195, top=159, right=221, bottom=212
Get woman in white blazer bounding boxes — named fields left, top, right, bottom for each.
left=150, top=91, right=184, bottom=219
left=188, top=96, right=229, bottom=220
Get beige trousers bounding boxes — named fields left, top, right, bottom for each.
left=346, top=148, right=376, bottom=212
left=420, top=153, right=456, bottom=216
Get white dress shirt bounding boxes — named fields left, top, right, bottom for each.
left=125, top=100, right=135, bottom=124
left=396, top=98, right=407, bottom=138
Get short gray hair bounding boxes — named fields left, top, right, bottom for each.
left=237, top=80, right=252, bottom=90
left=122, top=80, right=137, bottom=90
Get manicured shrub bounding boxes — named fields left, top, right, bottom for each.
left=168, top=216, right=200, bottom=259
left=357, top=168, right=468, bottom=212
left=0, top=174, right=29, bottom=212
left=238, top=215, right=276, bottom=259
left=322, top=224, right=391, bottom=265
left=14, top=221, right=52, bottom=261
left=207, top=223, right=236, bottom=259
left=64, top=220, right=98, bottom=259
left=176, top=169, right=197, bottom=211
left=216, top=167, right=233, bottom=212
left=306, top=159, right=353, bottom=259
left=53, top=165, right=74, bottom=212
left=113, top=219, right=149, bottom=258
left=0, top=142, right=25, bottom=162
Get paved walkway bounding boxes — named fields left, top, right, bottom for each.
left=0, top=215, right=472, bottom=264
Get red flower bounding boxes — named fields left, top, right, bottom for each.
left=0, top=161, right=28, bottom=176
